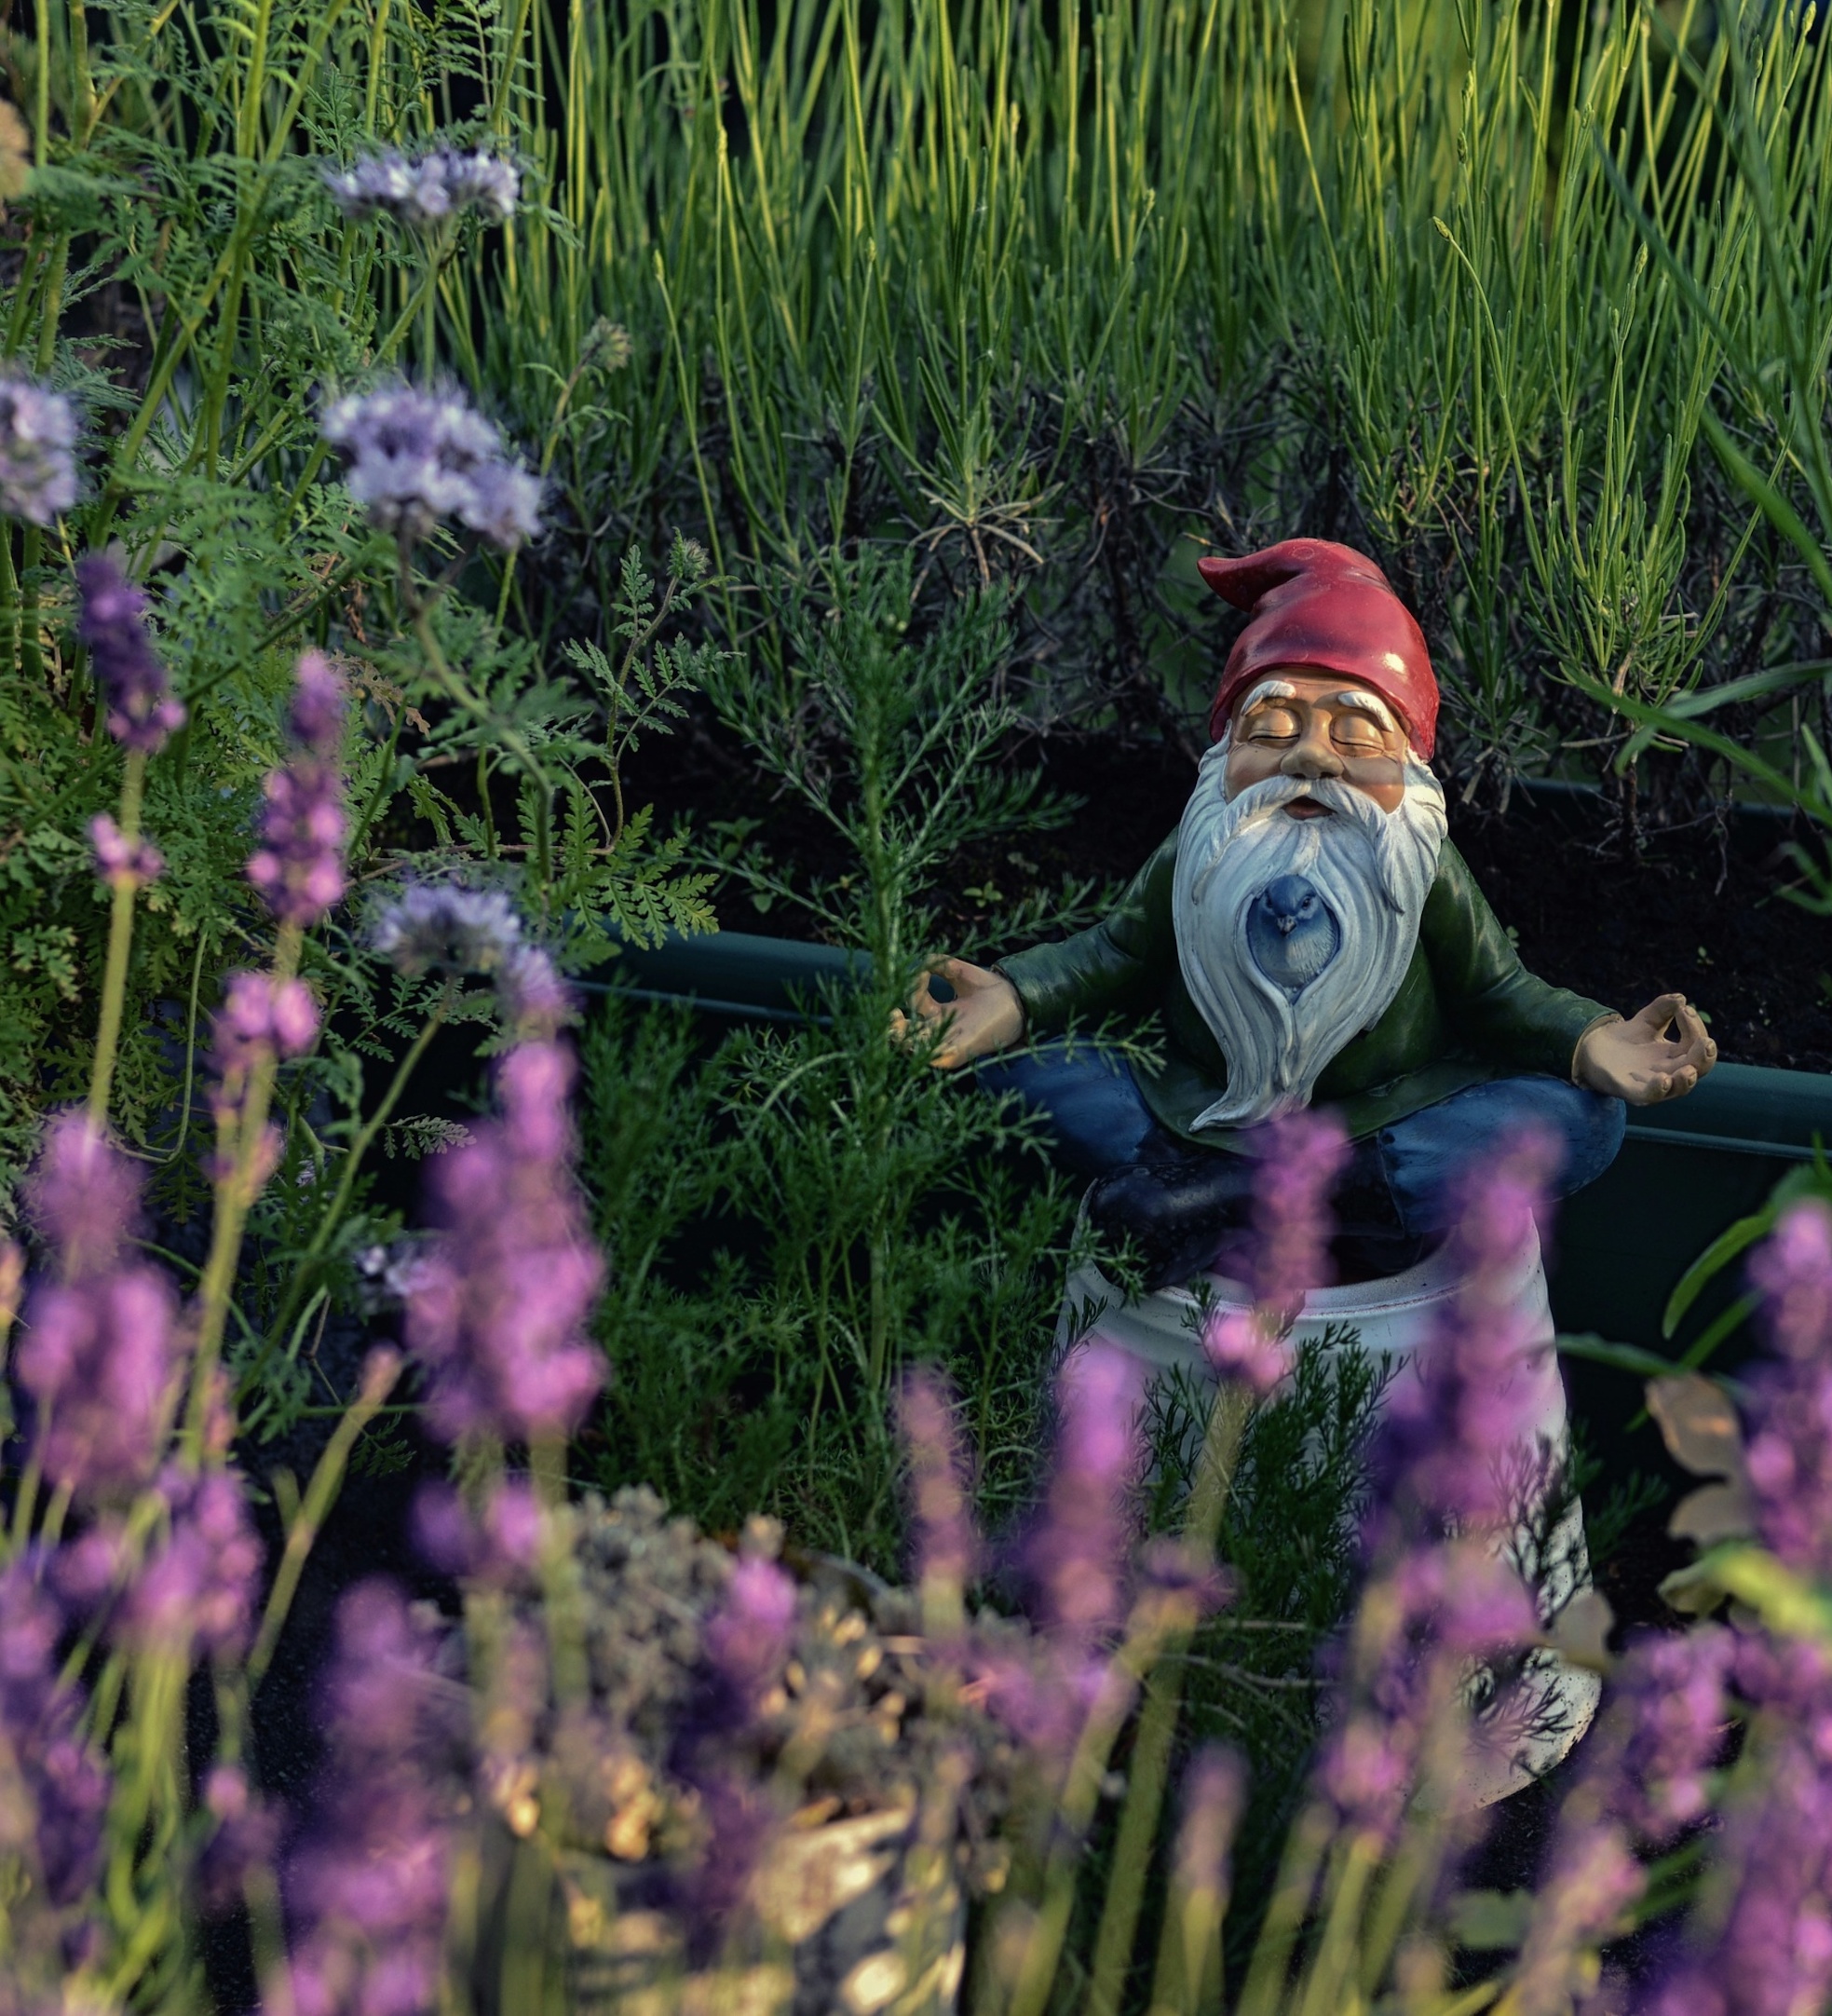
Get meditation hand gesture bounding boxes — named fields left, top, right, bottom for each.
left=1574, top=992, right=1717, bottom=1104
left=889, top=958, right=1025, bottom=1069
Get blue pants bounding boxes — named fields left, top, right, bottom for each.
left=975, top=1043, right=1624, bottom=1237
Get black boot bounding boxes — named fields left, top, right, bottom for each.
left=1086, top=1145, right=1259, bottom=1294
left=1330, top=1133, right=1432, bottom=1281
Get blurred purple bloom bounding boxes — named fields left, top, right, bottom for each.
left=1026, top=1342, right=1144, bottom=1642
left=76, top=556, right=185, bottom=754
left=1201, top=1307, right=1292, bottom=1397
left=704, top=1556, right=797, bottom=1710
left=0, top=1561, right=108, bottom=1905
left=1173, top=1745, right=1245, bottom=1900
left=212, top=971, right=319, bottom=1078
left=1510, top=1821, right=1646, bottom=2013
left=119, top=1467, right=262, bottom=1659
left=25, top=1109, right=141, bottom=1279
left=286, top=1581, right=460, bottom=2016
left=499, top=943, right=574, bottom=1038
left=412, top=1476, right=542, bottom=1587
left=247, top=653, right=347, bottom=928
left=1243, top=1110, right=1350, bottom=1310
left=323, top=146, right=519, bottom=227
left=1602, top=1627, right=1733, bottom=1845
left=898, top=1369, right=978, bottom=1598
left=371, top=880, right=523, bottom=976
left=89, top=811, right=163, bottom=892
left=18, top=1268, right=178, bottom=1502
left=0, top=374, right=77, bottom=524
left=1365, top=1127, right=1559, bottom=1540
left=195, top=1762, right=281, bottom=1917
left=1319, top=1542, right=1536, bottom=1844
left=320, top=382, right=540, bottom=551
left=1744, top=1202, right=1832, bottom=1576
left=404, top=1040, right=606, bottom=1442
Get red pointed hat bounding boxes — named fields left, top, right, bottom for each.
left=1197, top=538, right=1439, bottom=759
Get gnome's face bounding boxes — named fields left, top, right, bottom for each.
left=1222, top=669, right=1410, bottom=811
left=1171, top=668, right=1448, bottom=1131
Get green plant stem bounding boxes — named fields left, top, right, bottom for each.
left=244, top=1347, right=402, bottom=1691
left=1083, top=1381, right=1254, bottom=2016
left=259, top=983, right=454, bottom=1365
left=533, top=1433, right=589, bottom=1704
left=87, top=749, right=149, bottom=1131
left=183, top=921, right=302, bottom=1456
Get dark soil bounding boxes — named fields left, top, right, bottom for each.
left=631, top=721, right=1832, bottom=1072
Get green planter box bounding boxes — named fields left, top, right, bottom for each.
left=588, top=932, right=1827, bottom=1361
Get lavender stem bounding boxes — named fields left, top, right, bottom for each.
left=85, top=748, right=147, bottom=1131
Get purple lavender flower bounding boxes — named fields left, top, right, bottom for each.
left=1364, top=1127, right=1560, bottom=1541
left=898, top=1369, right=978, bottom=1599
left=704, top=1555, right=797, bottom=1710
left=412, top=1475, right=543, bottom=1587
left=89, top=811, right=163, bottom=892
left=0, top=374, right=77, bottom=524
left=76, top=555, right=185, bottom=754
left=404, top=1040, right=606, bottom=1442
left=1026, top=1342, right=1144, bottom=1644
left=211, top=971, right=319, bottom=1079
left=322, top=146, right=519, bottom=227
left=20, top=1115, right=178, bottom=1500
left=286, top=1581, right=460, bottom=2016
left=1318, top=1541, right=1537, bottom=1843
left=320, top=381, right=541, bottom=550
left=1744, top=1201, right=1832, bottom=1577
left=119, top=1467, right=262, bottom=1659
left=195, top=1763, right=281, bottom=1918
left=246, top=652, right=347, bottom=928
left=0, top=1560, right=108, bottom=1905
left=1172, top=1745, right=1245, bottom=1902
left=25, top=1108, right=141, bottom=1280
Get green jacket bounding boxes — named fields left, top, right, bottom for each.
left=995, top=832, right=1613, bottom=1148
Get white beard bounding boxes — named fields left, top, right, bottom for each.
left=1172, top=745, right=1448, bottom=1129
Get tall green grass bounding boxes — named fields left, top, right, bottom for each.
left=467, top=0, right=1832, bottom=818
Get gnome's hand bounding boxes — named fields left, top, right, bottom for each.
left=1574, top=993, right=1717, bottom=1104
left=889, top=958, right=1025, bottom=1069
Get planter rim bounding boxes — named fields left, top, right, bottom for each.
left=588, top=930, right=1832, bottom=1159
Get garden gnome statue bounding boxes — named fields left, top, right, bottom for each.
left=907, top=538, right=1718, bottom=1287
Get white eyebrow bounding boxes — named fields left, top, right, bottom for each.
left=1334, top=689, right=1396, bottom=729
left=1240, top=679, right=1297, bottom=712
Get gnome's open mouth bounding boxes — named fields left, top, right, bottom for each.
left=1284, top=797, right=1333, bottom=821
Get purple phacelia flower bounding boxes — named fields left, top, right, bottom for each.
left=404, top=1040, right=606, bottom=1443
left=1364, top=1127, right=1559, bottom=1542
left=211, top=972, right=319, bottom=1078
left=89, top=811, right=163, bottom=892
left=246, top=652, right=347, bottom=929
left=322, top=145, right=519, bottom=227
left=320, top=381, right=541, bottom=551
left=119, top=1467, right=262, bottom=1659
left=0, top=375, right=77, bottom=524
left=76, top=556, right=185, bottom=754
left=285, top=1581, right=460, bottom=2016
left=897, top=1369, right=978, bottom=1599
left=0, top=1560, right=108, bottom=1905
left=371, top=879, right=523, bottom=975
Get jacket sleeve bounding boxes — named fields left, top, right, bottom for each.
left=1424, top=840, right=1617, bottom=1080
left=993, top=831, right=1181, bottom=1036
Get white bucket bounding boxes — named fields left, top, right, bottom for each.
left=1054, top=1226, right=1600, bottom=1802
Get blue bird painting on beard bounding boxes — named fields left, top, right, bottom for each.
left=1245, top=872, right=1341, bottom=999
